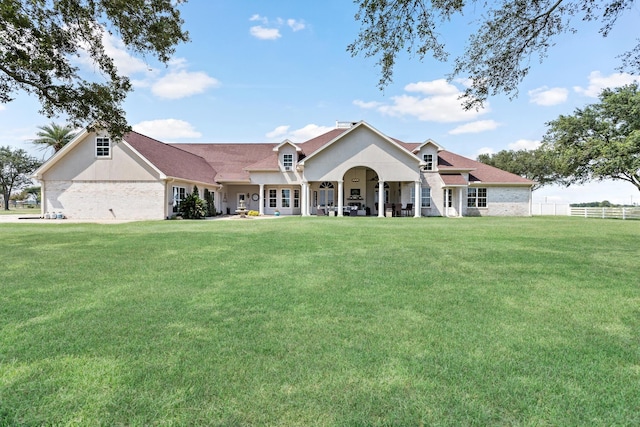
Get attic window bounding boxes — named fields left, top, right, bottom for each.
left=423, top=154, right=434, bottom=171
left=283, top=154, right=293, bottom=170
left=96, top=137, right=111, bottom=158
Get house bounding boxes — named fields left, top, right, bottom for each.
left=32, top=121, right=535, bottom=220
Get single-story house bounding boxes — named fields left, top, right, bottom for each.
left=32, top=121, right=535, bottom=220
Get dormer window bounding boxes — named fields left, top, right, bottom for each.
left=96, top=137, right=111, bottom=158
left=423, top=154, right=434, bottom=171
left=283, top=154, right=293, bottom=171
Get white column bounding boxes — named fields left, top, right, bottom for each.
left=378, top=181, right=385, bottom=217
left=458, top=188, right=463, bottom=217
left=258, top=184, right=264, bottom=216
left=414, top=181, right=421, bottom=217
left=301, top=182, right=308, bottom=216
left=337, top=180, right=344, bottom=216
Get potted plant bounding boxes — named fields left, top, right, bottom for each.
left=274, top=209, right=280, bottom=216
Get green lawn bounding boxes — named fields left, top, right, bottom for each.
left=1, top=217, right=638, bottom=426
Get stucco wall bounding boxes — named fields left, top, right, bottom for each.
left=303, top=126, right=421, bottom=182
left=43, top=180, right=166, bottom=220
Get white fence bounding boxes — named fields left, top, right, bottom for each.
left=532, top=203, right=571, bottom=216
left=569, top=207, right=640, bottom=220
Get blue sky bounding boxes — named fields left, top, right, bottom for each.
left=2, top=1, right=639, bottom=205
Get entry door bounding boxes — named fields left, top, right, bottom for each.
left=318, top=182, right=335, bottom=208
left=444, top=189, right=458, bottom=217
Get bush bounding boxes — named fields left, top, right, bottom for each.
left=247, top=210, right=260, bottom=216
left=179, top=186, right=207, bottom=219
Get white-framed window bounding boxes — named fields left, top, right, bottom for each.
left=96, top=137, right=111, bottom=158
left=172, top=186, right=186, bottom=213
left=423, top=154, right=434, bottom=171
left=294, top=189, right=300, bottom=208
left=467, top=188, right=487, bottom=208
left=283, top=154, right=293, bottom=170
left=281, top=189, right=291, bottom=208
left=421, top=187, right=431, bottom=207
left=269, top=189, right=277, bottom=208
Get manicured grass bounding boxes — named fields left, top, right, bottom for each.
left=1, top=217, right=639, bottom=426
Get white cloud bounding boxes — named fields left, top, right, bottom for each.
left=287, top=19, right=306, bottom=31
left=573, top=71, right=639, bottom=97
left=0, top=105, right=5, bottom=111
left=528, top=86, right=568, bottom=106
left=250, top=26, right=281, bottom=40
left=132, top=119, right=202, bottom=140
left=249, top=14, right=306, bottom=39
left=266, top=124, right=333, bottom=142
left=151, top=67, right=219, bottom=99
left=266, top=125, right=290, bottom=138
left=353, top=99, right=382, bottom=109
left=448, top=120, right=500, bottom=135
left=249, top=14, right=268, bottom=24
left=404, top=79, right=460, bottom=96
left=76, top=27, right=150, bottom=76
left=358, top=79, right=490, bottom=123
left=508, top=139, right=541, bottom=150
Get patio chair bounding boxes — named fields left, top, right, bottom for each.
left=402, top=203, right=413, bottom=217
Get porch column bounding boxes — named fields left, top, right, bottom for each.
left=258, top=184, right=264, bottom=216
left=301, top=182, right=308, bottom=216
left=458, top=188, right=463, bottom=217
left=378, top=181, right=385, bottom=217
left=337, top=180, right=344, bottom=216
left=414, top=180, right=421, bottom=217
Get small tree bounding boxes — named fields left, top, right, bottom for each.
left=179, top=185, right=207, bottom=219
left=203, top=188, right=217, bottom=217
left=0, top=147, right=41, bottom=210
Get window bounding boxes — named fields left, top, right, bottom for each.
left=319, top=182, right=334, bottom=206
left=421, top=187, right=431, bottom=208
left=281, top=189, right=291, bottom=208
left=294, top=189, right=300, bottom=208
left=96, top=137, right=110, bottom=157
left=467, top=188, right=487, bottom=208
left=283, top=154, right=293, bottom=170
left=172, top=186, right=186, bottom=213
left=423, top=154, right=434, bottom=171
left=269, top=189, right=277, bottom=208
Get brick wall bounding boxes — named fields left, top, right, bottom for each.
left=43, top=180, right=166, bottom=220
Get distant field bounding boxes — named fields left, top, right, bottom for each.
left=0, top=207, right=40, bottom=216
left=1, top=217, right=638, bottom=426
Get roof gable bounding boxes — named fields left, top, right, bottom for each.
left=298, top=121, right=419, bottom=165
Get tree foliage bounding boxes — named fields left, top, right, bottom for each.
left=477, top=148, right=560, bottom=190
left=0, top=146, right=41, bottom=210
left=349, top=0, right=639, bottom=109
left=179, top=185, right=206, bottom=219
left=0, top=0, right=189, bottom=139
left=31, top=122, right=78, bottom=155
left=543, top=83, right=640, bottom=191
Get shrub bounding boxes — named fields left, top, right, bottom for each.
left=203, top=188, right=217, bottom=217
left=179, top=186, right=207, bottom=219
left=247, top=210, right=260, bottom=216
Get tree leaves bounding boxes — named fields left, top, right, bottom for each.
left=0, top=0, right=189, bottom=139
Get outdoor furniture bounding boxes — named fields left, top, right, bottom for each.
left=402, top=203, right=413, bottom=217
left=394, top=203, right=402, bottom=217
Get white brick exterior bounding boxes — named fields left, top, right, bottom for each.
left=43, top=180, right=166, bottom=220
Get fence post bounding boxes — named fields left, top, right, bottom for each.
left=623, top=207, right=626, bottom=220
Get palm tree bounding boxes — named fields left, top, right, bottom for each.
left=31, top=123, right=78, bottom=155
